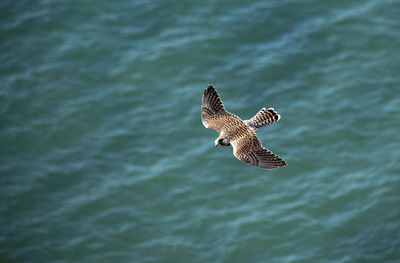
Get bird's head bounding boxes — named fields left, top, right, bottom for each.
left=215, top=137, right=231, bottom=147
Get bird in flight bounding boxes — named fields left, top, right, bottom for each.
left=201, top=84, right=287, bottom=170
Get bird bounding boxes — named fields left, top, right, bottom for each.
left=201, top=84, right=287, bottom=170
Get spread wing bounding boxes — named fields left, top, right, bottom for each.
left=231, top=130, right=287, bottom=170
left=201, top=84, right=237, bottom=132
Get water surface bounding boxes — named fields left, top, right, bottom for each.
left=1, top=0, right=400, bottom=262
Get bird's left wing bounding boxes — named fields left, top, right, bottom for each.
left=231, top=131, right=287, bottom=170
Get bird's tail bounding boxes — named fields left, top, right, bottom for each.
left=244, top=107, right=280, bottom=130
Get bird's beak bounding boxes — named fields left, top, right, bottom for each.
left=215, top=142, right=219, bottom=147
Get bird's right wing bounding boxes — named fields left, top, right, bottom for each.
left=231, top=131, right=287, bottom=170
left=201, top=84, right=234, bottom=132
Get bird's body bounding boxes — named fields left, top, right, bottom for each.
left=201, top=84, right=287, bottom=170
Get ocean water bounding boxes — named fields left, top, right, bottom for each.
left=1, top=0, right=400, bottom=262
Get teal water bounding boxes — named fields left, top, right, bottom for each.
left=1, top=0, right=400, bottom=262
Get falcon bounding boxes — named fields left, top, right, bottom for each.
left=201, top=84, right=287, bottom=170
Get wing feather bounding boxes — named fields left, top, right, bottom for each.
left=201, top=84, right=236, bottom=132
left=231, top=130, right=287, bottom=170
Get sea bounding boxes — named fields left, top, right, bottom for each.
left=1, top=0, right=399, bottom=262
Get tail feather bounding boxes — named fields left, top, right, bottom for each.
left=244, top=107, right=280, bottom=130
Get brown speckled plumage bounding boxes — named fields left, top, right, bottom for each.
left=201, top=84, right=287, bottom=170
